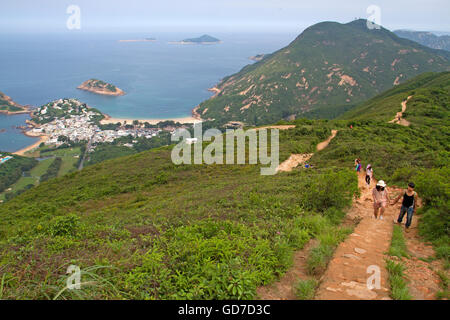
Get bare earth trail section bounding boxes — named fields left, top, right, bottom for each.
left=276, top=129, right=338, bottom=173
left=259, top=104, right=443, bottom=300
left=315, top=174, right=395, bottom=300
left=316, top=129, right=338, bottom=152
left=398, top=215, right=443, bottom=300
left=389, top=96, right=413, bottom=126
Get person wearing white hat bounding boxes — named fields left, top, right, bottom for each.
left=372, top=180, right=390, bottom=220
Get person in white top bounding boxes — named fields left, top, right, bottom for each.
left=366, top=164, right=373, bottom=189
left=372, top=180, right=390, bottom=220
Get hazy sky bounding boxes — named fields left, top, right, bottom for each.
left=1, top=0, right=449, bottom=34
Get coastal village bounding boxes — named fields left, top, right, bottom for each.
left=26, top=98, right=170, bottom=151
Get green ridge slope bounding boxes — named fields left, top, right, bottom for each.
left=196, top=20, right=450, bottom=125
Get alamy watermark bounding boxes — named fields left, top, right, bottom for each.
left=171, top=124, right=279, bottom=175
left=366, top=265, right=381, bottom=290
left=66, top=264, right=81, bottom=290
left=66, top=5, right=81, bottom=30
left=366, top=5, right=382, bottom=30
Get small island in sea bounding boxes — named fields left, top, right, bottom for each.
left=169, top=34, right=221, bottom=45
left=77, top=79, right=125, bottom=96
left=0, top=91, right=29, bottom=114
left=249, top=54, right=266, bottom=61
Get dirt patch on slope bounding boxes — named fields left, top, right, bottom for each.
left=390, top=96, right=412, bottom=126
left=277, top=154, right=313, bottom=173
left=317, top=130, right=338, bottom=151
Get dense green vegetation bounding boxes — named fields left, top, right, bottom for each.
left=197, top=20, right=450, bottom=125
left=388, top=225, right=409, bottom=258
left=0, top=154, right=37, bottom=193
left=84, top=79, right=118, bottom=92
left=386, top=226, right=412, bottom=300
left=0, top=148, right=357, bottom=298
left=386, top=259, right=412, bottom=300
left=295, top=279, right=318, bottom=300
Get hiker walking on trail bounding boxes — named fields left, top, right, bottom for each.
left=372, top=180, right=390, bottom=220
left=366, top=164, right=373, bottom=188
left=393, top=182, right=418, bottom=232
left=355, top=158, right=362, bottom=174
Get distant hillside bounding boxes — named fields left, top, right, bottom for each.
left=0, top=91, right=28, bottom=114
left=340, top=71, right=450, bottom=121
left=395, top=30, right=450, bottom=52
left=196, top=19, right=450, bottom=125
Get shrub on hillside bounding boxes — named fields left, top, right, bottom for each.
left=300, top=169, right=358, bottom=212
left=47, top=214, right=81, bottom=237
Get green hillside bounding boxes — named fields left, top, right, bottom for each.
left=196, top=20, right=450, bottom=125
left=339, top=71, right=450, bottom=121
left=0, top=73, right=448, bottom=299
left=0, top=91, right=27, bottom=113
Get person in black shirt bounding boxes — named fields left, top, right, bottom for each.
left=392, top=182, right=418, bottom=231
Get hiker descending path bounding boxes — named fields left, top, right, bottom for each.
left=277, top=130, right=338, bottom=173
left=315, top=174, right=398, bottom=300
left=389, top=96, right=413, bottom=126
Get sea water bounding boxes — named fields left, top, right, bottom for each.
left=0, top=32, right=297, bottom=152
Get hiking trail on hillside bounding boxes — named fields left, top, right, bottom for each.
left=315, top=174, right=395, bottom=299
left=258, top=173, right=443, bottom=300
left=258, top=122, right=444, bottom=300
left=315, top=177, right=444, bottom=300
left=276, top=129, right=338, bottom=173
left=398, top=215, right=444, bottom=299
left=389, top=96, right=413, bottom=126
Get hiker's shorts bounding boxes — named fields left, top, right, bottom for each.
left=373, top=201, right=387, bottom=209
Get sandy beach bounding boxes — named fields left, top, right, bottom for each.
left=13, top=135, right=48, bottom=156
left=100, top=116, right=202, bottom=125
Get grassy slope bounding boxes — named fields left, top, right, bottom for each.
left=0, top=73, right=448, bottom=299
left=0, top=146, right=357, bottom=299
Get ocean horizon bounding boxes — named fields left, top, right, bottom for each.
left=0, top=32, right=297, bottom=152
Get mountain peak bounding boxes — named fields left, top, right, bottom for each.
left=195, top=20, right=450, bottom=125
